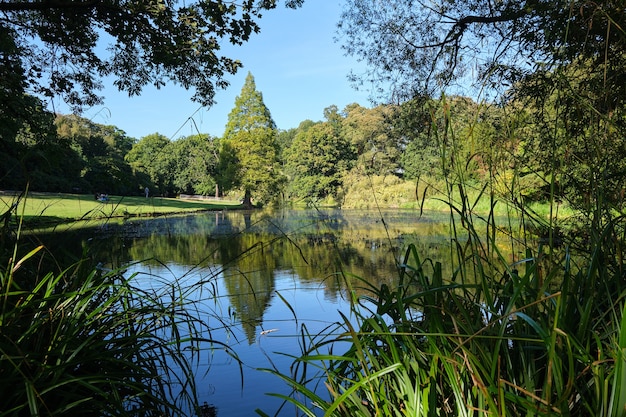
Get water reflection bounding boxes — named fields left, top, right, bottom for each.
left=30, top=208, right=525, bottom=416
left=31, top=208, right=526, bottom=342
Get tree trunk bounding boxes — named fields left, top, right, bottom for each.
left=242, top=188, right=252, bottom=208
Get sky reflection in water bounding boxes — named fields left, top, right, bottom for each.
left=115, top=208, right=518, bottom=416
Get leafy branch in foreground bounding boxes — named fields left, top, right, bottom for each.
left=1, top=0, right=304, bottom=111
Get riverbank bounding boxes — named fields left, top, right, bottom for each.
left=0, top=192, right=242, bottom=227
left=2, top=185, right=577, bottom=233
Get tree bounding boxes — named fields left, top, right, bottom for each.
left=223, top=72, right=283, bottom=207
left=0, top=0, right=303, bottom=113
left=0, top=94, right=61, bottom=191
left=126, top=133, right=171, bottom=195
left=168, top=134, right=219, bottom=196
left=284, top=121, right=355, bottom=202
left=338, top=1, right=626, bottom=106
left=55, top=114, right=137, bottom=194
left=342, top=103, right=400, bottom=176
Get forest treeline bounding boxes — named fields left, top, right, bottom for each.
left=3, top=70, right=623, bottom=215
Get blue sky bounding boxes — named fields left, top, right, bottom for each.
left=52, top=1, right=371, bottom=140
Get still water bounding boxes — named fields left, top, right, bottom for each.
left=42, top=208, right=522, bottom=416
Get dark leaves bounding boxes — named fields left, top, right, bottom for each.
left=1, top=0, right=302, bottom=111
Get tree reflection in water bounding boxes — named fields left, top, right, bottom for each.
left=33, top=208, right=523, bottom=416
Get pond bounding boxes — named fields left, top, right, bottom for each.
left=34, top=208, right=524, bottom=416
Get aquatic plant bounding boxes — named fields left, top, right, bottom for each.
left=0, top=197, right=212, bottom=416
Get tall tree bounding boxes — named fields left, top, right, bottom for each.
left=0, top=0, right=303, bottom=113
left=223, top=72, right=283, bottom=207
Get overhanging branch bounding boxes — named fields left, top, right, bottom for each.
left=0, top=0, right=101, bottom=12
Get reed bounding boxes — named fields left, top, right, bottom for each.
left=0, top=200, right=214, bottom=416
left=258, top=200, right=626, bottom=416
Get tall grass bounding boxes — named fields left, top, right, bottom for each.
left=257, top=91, right=626, bottom=416
left=0, top=196, right=216, bottom=416
left=261, top=237, right=625, bottom=416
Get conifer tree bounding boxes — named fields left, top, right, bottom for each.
left=222, top=72, right=283, bottom=207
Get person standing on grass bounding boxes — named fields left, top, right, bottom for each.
left=145, top=187, right=149, bottom=198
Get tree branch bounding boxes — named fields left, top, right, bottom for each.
left=0, top=0, right=101, bottom=12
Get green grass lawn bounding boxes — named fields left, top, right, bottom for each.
left=1, top=192, right=242, bottom=226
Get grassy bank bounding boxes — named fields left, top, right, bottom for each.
left=0, top=192, right=242, bottom=226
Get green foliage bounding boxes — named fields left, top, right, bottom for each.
left=230, top=127, right=283, bottom=205
left=224, top=73, right=277, bottom=136
left=1, top=0, right=303, bottom=111
left=0, top=93, right=63, bottom=191
left=393, top=97, right=441, bottom=181
left=0, top=231, right=207, bottom=416
left=335, top=0, right=626, bottom=221
left=55, top=114, right=138, bottom=194
left=126, top=133, right=172, bottom=195
left=342, top=104, right=400, bottom=176
left=167, top=134, right=219, bottom=196
left=216, top=139, right=240, bottom=196
left=511, top=60, right=626, bottom=217
left=2, top=109, right=144, bottom=194
left=284, top=121, right=355, bottom=202
left=223, top=72, right=283, bottom=206
left=6, top=0, right=626, bottom=415
left=276, top=120, right=314, bottom=154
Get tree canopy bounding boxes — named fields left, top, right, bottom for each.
left=338, top=0, right=626, bottom=105
left=0, top=0, right=303, bottom=112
